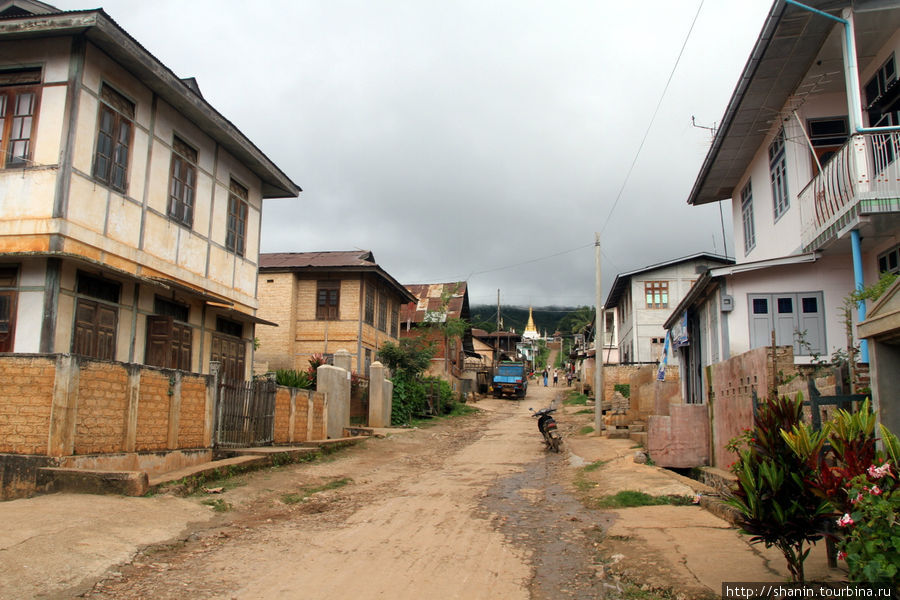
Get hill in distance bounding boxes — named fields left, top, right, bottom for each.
left=469, top=304, right=594, bottom=337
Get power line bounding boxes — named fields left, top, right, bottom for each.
left=599, top=0, right=706, bottom=236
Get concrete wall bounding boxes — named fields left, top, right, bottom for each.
left=648, top=404, right=710, bottom=468
left=707, top=345, right=794, bottom=469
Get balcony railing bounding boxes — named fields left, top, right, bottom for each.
left=800, top=131, right=900, bottom=252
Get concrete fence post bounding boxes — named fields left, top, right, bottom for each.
left=167, top=371, right=183, bottom=450
left=368, top=361, right=385, bottom=427
left=333, top=349, right=352, bottom=372
left=48, top=354, right=79, bottom=457
left=207, top=361, right=221, bottom=447
left=317, top=364, right=350, bottom=438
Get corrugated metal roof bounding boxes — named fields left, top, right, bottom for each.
left=259, top=250, right=376, bottom=269
left=399, top=282, right=469, bottom=323
left=259, top=251, right=417, bottom=304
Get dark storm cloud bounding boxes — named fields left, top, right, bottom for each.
left=55, top=0, right=772, bottom=307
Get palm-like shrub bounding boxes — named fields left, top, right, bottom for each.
left=726, top=393, right=832, bottom=582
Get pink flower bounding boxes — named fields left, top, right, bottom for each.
left=837, top=513, right=854, bottom=527
left=851, top=492, right=863, bottom=505
left=870, top=485, right=882, bottom=496
left=837, top=551, right=847, bottom=561
left=867, top=462, right=892, bottom=479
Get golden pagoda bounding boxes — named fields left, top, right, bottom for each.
left=523, top=306, right=539, bottom=340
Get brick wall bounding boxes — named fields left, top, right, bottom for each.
left=177, top=376, right=208, bottom=449
left=295, top=390, right=311, bottom=441
left=274, top=386, right=291, bottom=442
left=311, top=391, right=326, bottom=440
left=0, top=356, right=55, bottom=454
left=255, top=272, right=297, bottom=370
left=0, top=355, right=213, bottom=458
left=74, top=361, right=129, bottom=454
left=136, top=370, right=171, bottom=451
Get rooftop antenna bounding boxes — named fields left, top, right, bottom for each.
left=692, top=115, right=717, bottom=141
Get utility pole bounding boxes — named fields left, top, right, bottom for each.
left=496, top=289, right=501, bottom=331
left=594, top=232, right=605, bottom=433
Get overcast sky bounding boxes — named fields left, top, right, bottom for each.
left=56, top=0, right=773, bottom=308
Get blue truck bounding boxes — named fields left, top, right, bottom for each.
left=492, top=361, right=528, bottom=399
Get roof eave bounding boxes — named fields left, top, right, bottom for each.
left=0, top=10, right=301, bottom=198
left=687, top=0, right=845, bottom=207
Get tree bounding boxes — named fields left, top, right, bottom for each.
left=376, top=337, right=435, bottom=426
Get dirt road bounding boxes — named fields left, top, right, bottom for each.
left=74, top=382, right=620, bottom=600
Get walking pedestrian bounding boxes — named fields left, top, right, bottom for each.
left=553, top=369, right=559, bottom=387
left=542, top=368, right=548, bottom=387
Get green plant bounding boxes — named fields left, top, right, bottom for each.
left=725, top=393, right=832, bottom=582
left=274, top=368, right=312, bottom=389
left=613, top=383, right=630, bottom=398
left=836, top=458, right=898, bottom=585
left=578, top=425, right=595, bottom=435
left=565, top=391, right=589, bottom=406
left=583, top=459, right=608, bottom=472
left=594, top=490, right=692, bottom=508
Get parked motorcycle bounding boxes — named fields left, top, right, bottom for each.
left=530, top=406, right=561, bottom=452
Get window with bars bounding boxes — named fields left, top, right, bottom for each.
left=0, top=68, right=40, bottom=168
left=226, top=180, right=248, bottom=257
left=769, top=128, right=789, bottom=220
left=364, top=286, right=375, bottom=326
left=92, top=84, right=134, bottom=192
left=644, top=281, right=669, bottom=309
left=316, top=280, right=340, bottom=320
left=741, top=180, right=755, bottom=255
left=168, top=137, right=197, bottom=227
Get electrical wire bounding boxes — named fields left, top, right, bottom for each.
left=599, top=0, right=706, bottom=236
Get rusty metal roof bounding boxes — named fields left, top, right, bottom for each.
left=399, top=282, right=469, bottom=324
left=259, top=251, right=416, bottom=303
left=260, top=250, right=376, bottom=269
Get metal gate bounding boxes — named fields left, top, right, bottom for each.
left=214, top=377, right=276, bottom=447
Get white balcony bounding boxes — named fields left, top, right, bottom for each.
left=800, top=132, right=900, bottom=253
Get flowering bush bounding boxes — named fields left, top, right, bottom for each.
left=836, top=457, right=898, bottom=586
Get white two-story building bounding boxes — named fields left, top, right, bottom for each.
left=667, top=0, right=900, bottom=416
left=0, top=0, right=300, bottom=380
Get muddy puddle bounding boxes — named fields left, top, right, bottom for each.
left=479, top=453, right=621, bottom=599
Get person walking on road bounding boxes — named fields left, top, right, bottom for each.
left=553, top=369, right=559, bottom=387
left=542, top=369, right=548, bottom=387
